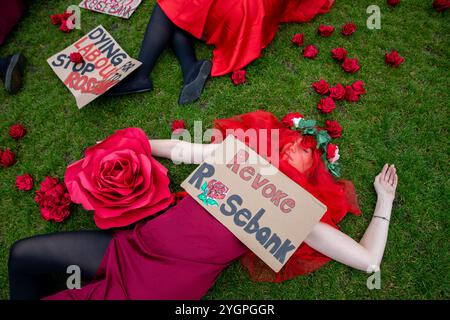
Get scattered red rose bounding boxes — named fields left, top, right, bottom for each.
left=231, top=69, right=246, bottom=85
left=303, top=44, right=318, bottom=59
left=318, top=25, right=334, bottom=37
left=345, top=85, right=359, bottom=102
left=0, top=149, right=16, bottom=167
left=324, top=120, right=343, bottom=139
left=50, top=10, right=75, bottom=33
left=69, top=52, right=84, bottom=64
left=317, top=97, right=336, bottom=114
left=312, top=79, right=329, bottom=95
left=171, top=119, right=186, bottom=133
left=331, top=47, right=347, bottom=61
left=291, top=33, right=304, bottom=46
left=352, top=80, right=366, bottom=95
left=385, top=50, right=405, bottom=67
left=50, top=14, right=63, bottom=25
left=326, top=143, right=340, bottom=163
left=387, top=0, right=401, bottom=6
left=281, top=112, right=304, bottom=127
left=329, top=83, right=346, bottom=100
left=341, top=57, right=360, bottom=73
left=35, top=176, right=71, bottom=223
left=341, top=23, right=356, bottom=36
left=9, top=124, right=27, bottom=140
left=433, top=0, right=450, bottom=12
left=16, top=173, right=34, bottom=191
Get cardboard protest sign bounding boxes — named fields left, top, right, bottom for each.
left=47, top=25, right=141, bottom=109
left=79, top=0, right=142, bottom=19
left=181, top=136, right=327, bottom=272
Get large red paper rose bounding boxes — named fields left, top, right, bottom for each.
left=65, top=128, right=174, bottom=229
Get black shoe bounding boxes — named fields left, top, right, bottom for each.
left=1, top=53, right=26, bottom=94
left=178, top=60, right=212, bottom=105
left=106, top=76, right=153, bottom=97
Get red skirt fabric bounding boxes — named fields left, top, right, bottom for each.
left=157, top=0, right=334, bottom=76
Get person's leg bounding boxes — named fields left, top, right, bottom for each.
left=0, top=53, right=25, bottom=94
left=107, top=4, right=175, bottom=96
left=8, top=230, right=112, bottom=300
left=171, top=29, right=211, bottom=105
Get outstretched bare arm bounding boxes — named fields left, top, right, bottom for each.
left=149, top=139, right=218, bottom=164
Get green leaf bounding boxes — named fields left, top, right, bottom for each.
left=198, top=193, right=207, bottom=202
left=328, top=162, right=341, bottom=177
left=206, top=198, right=219, bottom=206
left=201, top=182, right=208, bottom=191
left=316, top=131, right=331, bottom=149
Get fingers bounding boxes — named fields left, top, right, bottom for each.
left=379, top=164, right=388, bottom=182
left=388, top=165, right=396, bottom=185
left=392, top=171, right=398, bottom=188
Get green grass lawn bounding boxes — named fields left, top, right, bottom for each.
left=0, top=0, right=449, bottom=299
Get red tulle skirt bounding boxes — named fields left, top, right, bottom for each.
left=157, top=0, right=334, bottom=76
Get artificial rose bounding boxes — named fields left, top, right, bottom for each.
left=329, top=83, right=346, bottom=100
left=206, top=179, right=229, bottom=200
left=59, top=20, right=71, bottom=33
left=433, top=0, right=450, bottom=12
left=352, top=80, right=366, bottom=95
left=385, top=50, right=405, bottom=67
left=324, top=120, right=343, bottom=138
left=317, top=97, right=336, bottom=114
left=69, top=52, right=84, bottom=64
left=231, top=70, right=246, bottom=85
left=35, top=176, right=71, bottom=223
left=341, top=23, right=356, bottom=36
left=312, top=79, right=329, bottom=95
left=303, top=44, right=318, bottom=59
left=345, top=85, right=359, bottom=102
left=331, top=47, right=347, bottom=61
left=387, top=0, right=401, bottom=6
left=65, top=128, right=174, bottom=229
left=16, top=173, right=34, bottom=191
left=342, top=57, right=360, bottom=73
left=318, top=25, right=334, bottom=37
left=291, top=33, right=304, bottom=46
left=9, top=124, right=27, bottom=140
left=326, top=143, right=340, bottom=163
left=0, top=149, right=16, bottom=167
left=281, top=112, right=304, bottom=127
left=50, top=14, right=62, bottom=25
left=171, top=119, right=186, bottom=133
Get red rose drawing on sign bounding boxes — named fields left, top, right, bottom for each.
left=198, top=179, right=229, bottom=206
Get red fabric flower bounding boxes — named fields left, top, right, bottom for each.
left=231, top=69, right=246, bottom=85
left=331, top=47, right=347, bottom=61
left=281, top=112, right=304, bottom=127
left=326, top=143, right=340, bottom=163
left=352, top=80, right=366, bottom=95
left=341, top=23, right=356, bottom=36
left=341, top=57, right=360, bottom=73
left=317, top=97, right=336, bottom=114
left=318, top=25, right=334, bottom=37
left=0, top=149, right=16, bottom=167
left=303, top=44, right=318, bottom=59
left=62, top=11, right=73, bottom=21
left=69, top=52, right=84, bottom=64
left=64, top=128, right=174, bottom=229
left=16, top=173, right=34, bottom=191
left=385, top=50, right=405, bottom=67
left=312, top=79, right=329, bottom=95
left=329, top=83, right=346, bottom=100
left=324, top=120, right=343, bottom=138
left=171, top=119, right=186, bottom=133
left=433, top=0, right=450, bottom=12
left=9, top=124, right=27, bottom=140
left=206, top=179, right=229, bottom=200
left=387, top=0, right=401, bottom=6
left=345, top=85, right=359, bottom=102
left=50, top=14, right=63, bottom=25
left=59, top=20, right=71, bottom=33
left=35, top=176, right=71, bottom=223
left=291, top=33, right=304, bottom=46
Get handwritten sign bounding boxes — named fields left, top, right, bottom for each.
left=47, top=25, right=141, bottom=109
left=79, top=0, right=142, bottom=19
left=181, top=136, right=327, bottom=272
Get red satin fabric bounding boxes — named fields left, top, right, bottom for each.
left=157, top=0, right=334, bottom=76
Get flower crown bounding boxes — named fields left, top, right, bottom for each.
left=283, top=114, right=341, bottom=177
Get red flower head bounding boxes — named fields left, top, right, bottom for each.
left=171, top=119, right=186, bottom=133
left=352, top=80, right=366, bottom=95
left=281, top=112, right=304, bottom=127
left=341, top=57, right=360, bottom=73
left=433, top=0, right=450, bottom=12
left=317, top=97, right=336, bottom=114
left=16, top=173, right=34, bottom=191
left=62, top=11, right=73, bottom=21
left=326, top=143, right=340, bottom=163
left=59, top=20, right=71, bottom=33
left=303, top=44, right=318, bottom=59
left=329, top=83, right=346, bottom=100
left=385, top=50, right=405, bottom=67
left=9, top=124, right=27, bottom=140
left=206, top=180, right=229, bottom=200
left=324, top=120, right=343, bottom=138
left=291, top=33, right=304, bottom=46
left=0, top=149, right=16, bottom=167
left=50, top=14, right=63, bottom=25
left=312, top=79, right=329, bottom=95
left=35, top=176, right=71, bottom=223
left=231, top=69, right=246, bottom=85
left=341, top=23, right=356, bottom=36
left=331, top=47, right=347, bottom=61
left=69, top=52, right=84, bottom=64
left=387, top=0, right=401, bottom=6
left=345, top=85, right=359, bottom=102
left=318, top=25, right=335, bottom=37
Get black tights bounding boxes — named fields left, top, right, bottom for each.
left=8, top=231, right=112, bottom=300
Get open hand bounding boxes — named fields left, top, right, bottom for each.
left=374, top=164, right=398, bottom=201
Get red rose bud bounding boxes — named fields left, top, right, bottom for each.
left=16, top=173, right=34, bottom=191
left=341, top=57, right=360, bottom=73
left=69, top=52, right=84, bottom=64
left=345, top=85, right=359, bottom=102
left=50, top=14, right=63, bottom=25
left=324, top=120, right=342, bottom=138
left=231, top=69, right=246, bottom=85
left=171, top=119, right=186, bottom=133
left=312, top=79, right=329, bottom=95
left=331, top=47, right=347, bottom=61
left=326, top=143, right=340, bottom=163
left=352, top=80, right=366, bottom=95
left=9, top=124, right=27, bottom=140
left=291, top=33, right=304, bottom=46
left=317, top=97, right=336, bottom=114
left=303, top=44, right=318, bottom=59
left=341, top=22, right=356, bottom=36
left=433, top=0, right=450, bottom=12
left=0, top=149, right=16, bottom=167
left=385, top=50, right=405, bottom=67
left=281, top=112, right=304, bottom=127
left=387, top=0, right=401, bottom=6
left=318, top=25, right=334, bottom=37
left=329, top=83, right=346, bottom=100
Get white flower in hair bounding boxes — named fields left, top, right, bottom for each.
left=292, top=117, right=304, bottom=128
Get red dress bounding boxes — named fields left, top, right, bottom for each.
left=157, top=0, right=334, bottom=76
